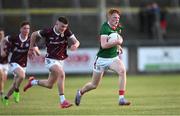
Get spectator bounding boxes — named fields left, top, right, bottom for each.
left=146, top=2, right=161, bottom=39
left=160, top=7, right=168, bottom=39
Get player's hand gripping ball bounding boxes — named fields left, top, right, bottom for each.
left=108, top=32, right=123, bottom=44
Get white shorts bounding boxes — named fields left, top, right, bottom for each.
left=9, top=63, right=26, bottom=74
left=45, top=58, right=64, bottom=70
left=93, top=56, right=119, bottom=73
left=0, top=64, right=9, bottom=74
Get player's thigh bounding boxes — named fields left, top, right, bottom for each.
left=14, top=68, right=26, bottom=78
left=109, top=59, right=126, bottom=74
left=9, top=63, right=26, bottom=78
left=3, top=64, right=9, bottom=75
left=45, top=58, right=64, bottom=75
left=48, top=65, right=65, bottom=85
left=48, top=65, right=62, bottom=81
left=47, top=73, right=58, bottom=85
left=50, top=64, right=64, bottom=75
left=91, top=71, right=104, bottom=86
left=0, top=64, right=8, bottom=79
left=0, top=68, right=4, bottom=77
left=0, top=69, right=7, bottom=81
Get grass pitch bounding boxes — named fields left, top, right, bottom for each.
left=0, top=74, right=180, bottom=115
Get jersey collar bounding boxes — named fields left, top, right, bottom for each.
left=19, top=34, right=28, bottom=42
left=53, top=27, right=60, bottom=36
left=107, top=21, right=117, bottom=30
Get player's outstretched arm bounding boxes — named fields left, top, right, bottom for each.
left=33, top=46, right=41, bottom=56
left=69, top=35, right=80, bottom=51
left=28, top=31, right=39, bottom=59
left=0, top=36, right=8, bottom=57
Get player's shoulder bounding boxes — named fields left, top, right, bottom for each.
left=39, top=28, right=53, bottom=37
left=41, top=28, right=53, bottom=33
left=7, top=34, right=16, bottom=38
left=101, top=22, right=109, bottom=28
left=64, top=27, right=73, bottom=36
left=7, top=34, right=18, bottom=41
left=100, top=22, right=111, bottom=35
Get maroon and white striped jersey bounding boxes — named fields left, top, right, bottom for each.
left=7, top=35, right=30, bottom=67
left=38, top=27, right=73, bottom=60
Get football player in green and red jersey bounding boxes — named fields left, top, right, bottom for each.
left=75, top=8, right=130, bottom=106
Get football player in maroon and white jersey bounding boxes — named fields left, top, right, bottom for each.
left=0, top=28, right=9, bottom=100
left=1, top=21, right=40, bottom=105
left=24, top=16, right=80, bottom=108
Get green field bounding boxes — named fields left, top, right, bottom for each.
left=0, top=74, right=180, bottom=115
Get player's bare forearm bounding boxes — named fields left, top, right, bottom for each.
left=74, top=40, right=80, bottom=48
left=0, top=46, right=6, bottom=57
left=29, top=31, right=39, bottom=49
left=28, top=31, right=39, bottom=59
left=33, top=46, right=41, bottom=56
left=101, top=37, right=120, bottom=49
left=117, top=45, right=123, bottom=54
left=70, top=38, right=80, bottom=51
left=107, top=40, right=120, bottom=48
left=0, top=39, right=8, bottom=57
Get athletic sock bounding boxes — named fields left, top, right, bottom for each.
left=119, top=90, right=125, bottom=100
left=31, top=80, right=39, bottom=85
left=59, top=94, right=65, bottom=103
left=79, top=90, right=83, bottom=96
left=14, top=88, right=19, bottom=92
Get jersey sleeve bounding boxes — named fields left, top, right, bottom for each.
left=4, top=36, right=13, bottom=52
left=100, top=24, right=108, bottom=35
left=4, top=41, right=11, bottom=53
left=6, top=35, right=14, bottom=45
left=65, top=27, right=73, bottom=38
left=38, top=29, right=48, bottom=38
left=6, top=35, right=11, bottom=42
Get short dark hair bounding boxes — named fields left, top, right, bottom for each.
left=20, top=21, right=30, bottom=28
left=58, top=16, right=68, bottom=24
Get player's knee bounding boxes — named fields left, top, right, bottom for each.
left=18, top=74, right=26, bottom=79
left=51, top=69, right=65, bottom=79
left=47, top=86, right=53, bottom=89
left=117, top=68, right=126, bottom=76
left=91, top=83, right=98, bottom=89
left=15, top=70, right=26, bottom=79
left=46, top=83, right=53, bottom=89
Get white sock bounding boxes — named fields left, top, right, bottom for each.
left=78, top=90, right=82, bottom=96
left=31, top=80, right=39, bottom=85
left=60, top=95, right=65, bottom=103
left=119, top=95, right=124, bottom=100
